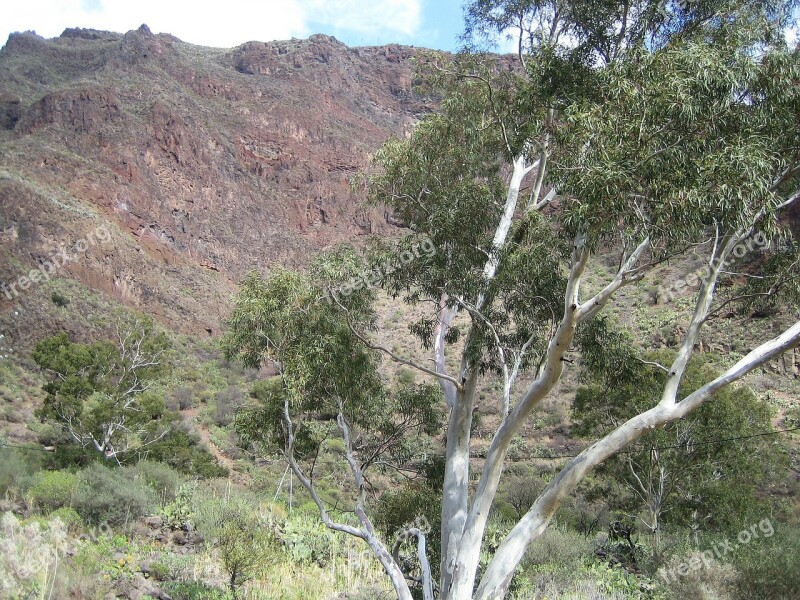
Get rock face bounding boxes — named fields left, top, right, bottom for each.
left=0, top=27, right=436, bottom=337
left=0, top=91, right=20, bottom=129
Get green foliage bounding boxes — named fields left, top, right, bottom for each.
left=0, top=448, right=41, bottom=499
left=163, top=582, right=232, bottom=600
left=28, top=470, right=78, bottom=512
left=587, top=562, right=658, bottom=598
left=50, top=291, right=70, bottom=307
left=224, top=268, right=383, bottom=432
left=140, top=425, right=228, bottom=478
left=522, top=526, right=594, bottom=572
left=280, top=513, right=336, bottom=566
left=195, top=496, right=278, bottom=597
left=574, top=350, right=787, bottom=531
left=71, top=463, right=157, bottom=526
left=161, top=483, right=196, bottom=530
left=786, top=405, right=800, bottom=429
left=220, top=1, right=800, bottom=597
left=213, top=386, right=245, bottom=427
left=732, top=523, right=800, bottom=600
left=32, top=320, right=172, bottom=457
left=370, top=69, right=569, bottom=367
left=501, top=470, right=548, bottom=520
left=228, top=270, right=442, bottom=490
left=128, top=460, right=183, bottom=502
left=47, top=506, right=82, bottom=531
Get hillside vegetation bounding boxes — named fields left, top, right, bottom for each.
left=2, top=1, right=800, bottom=599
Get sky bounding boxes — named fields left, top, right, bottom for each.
left=1, top=0, right=474, bottom=51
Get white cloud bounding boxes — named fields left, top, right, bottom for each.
left=2, top=0, right=308, bottom=48
left=786, top=24, right=798, bottom=47
left=307, top=0, right=421, bottom=38
left=495, top=28, right=523, bottom=55
left=1, top=0, right=422, bottom=49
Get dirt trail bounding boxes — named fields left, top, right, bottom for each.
left=182, top=408, right=249, bottom=484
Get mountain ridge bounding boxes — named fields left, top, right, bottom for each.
left=0, top=24, right=436, bottom=340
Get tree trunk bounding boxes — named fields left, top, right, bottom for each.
left=440, top=373, right=478, bottom=593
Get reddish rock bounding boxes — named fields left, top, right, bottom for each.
left=0, top=27, right=444, bottom=340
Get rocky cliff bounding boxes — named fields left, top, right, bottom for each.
left=0, top=25, right=433, bottom=338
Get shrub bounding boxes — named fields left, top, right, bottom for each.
left=522, top=526, right=595, bottom=573
left=167, top=387, right=195, bottom=412
left=161, top=483, right=196, bottom=530
left=502, top=471, right=548, bottom=520
left=0, top=512, right=69, bottom=598
left=127, top=461, right=182, bottom=502
left=373, top=485, right=442, bottom=575
left=71, top=463, right=157, bottom=526
left=195, top=496, right=277, bottom=598
left=47, top=506, right=82, bottom=531
left=163, top=582, right=230, bottom=600
left=213, top=386, right=245, bottom=427
left=143, top=425, right=228, bottom=478
left=50, top=292, right=70, bottom=307
left=29, top=470, right=78, bottom=512
left=658, top=549, right=737, bottom=600
left=732, top=523, right=800, bottom=600
left=279, top=513, right=336, bottom=566
left=0, top=448, right=41, bottom=499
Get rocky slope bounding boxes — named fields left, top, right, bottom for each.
left=0, top=25, right=433, bottom=340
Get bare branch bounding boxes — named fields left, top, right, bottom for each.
left=335, top=298, right=463, bottom=391
left=577, top=236, right=651, bottom=323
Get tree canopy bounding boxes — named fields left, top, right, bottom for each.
left=224, top=1, right=800, bottom=598
left=34, top=319, right=171, bottom=460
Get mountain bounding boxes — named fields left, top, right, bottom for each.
left=0, top=25, right=434, bottom=340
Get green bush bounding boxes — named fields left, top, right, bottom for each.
left=522, top=526, right=595, bottom=573
left=141, top=426, right=228, bottom=478
left=48, top=506, right=83, bottom=531
left=127, top=460, right=182, bottom=502
left=733, top=522, right=800, bottom=600
left=0, top=448, right=41, bottom=499
left=50, top=291, right=70, bottom=307
left=29, top=470, right=78, bottom=512
left=213, top=386, right=245, bottom=427
left=163, top=582, right=231, bottom=600
left=373, top=485, right=442, bottom=577
left=71, top=463, right=157, bottom=526
left=161, top=483, right=196, bottom=530
left=280, top=513, right=336, bottom=566
left=194, top=495, right=277, bottom=597
left=167, top=387, right=195, bottom=411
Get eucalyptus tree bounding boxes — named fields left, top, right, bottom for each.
left=573, top=350, right=784, bottom=549
left=225, top=265, right=442, bottom=599
left=224, top=1, right=800, bottom=598
left=33, top=319, right=171, bottom=460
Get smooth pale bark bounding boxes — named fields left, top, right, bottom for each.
left=482, top=155, right=538, bottom=287
left=435, top=293, right=458, bottom=408
left=440, top=371, right=478, bottom=592
left=413, top=529, right=435, bottom=600
left=474, top=320, right=800, bottom=599
left=444, top=237, right=589, bottom=599
left=440, top=154, right=535, bottom=593
left=281, top=399, right=417, bottom=600
left=659, top=235, right=736, bottom=407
